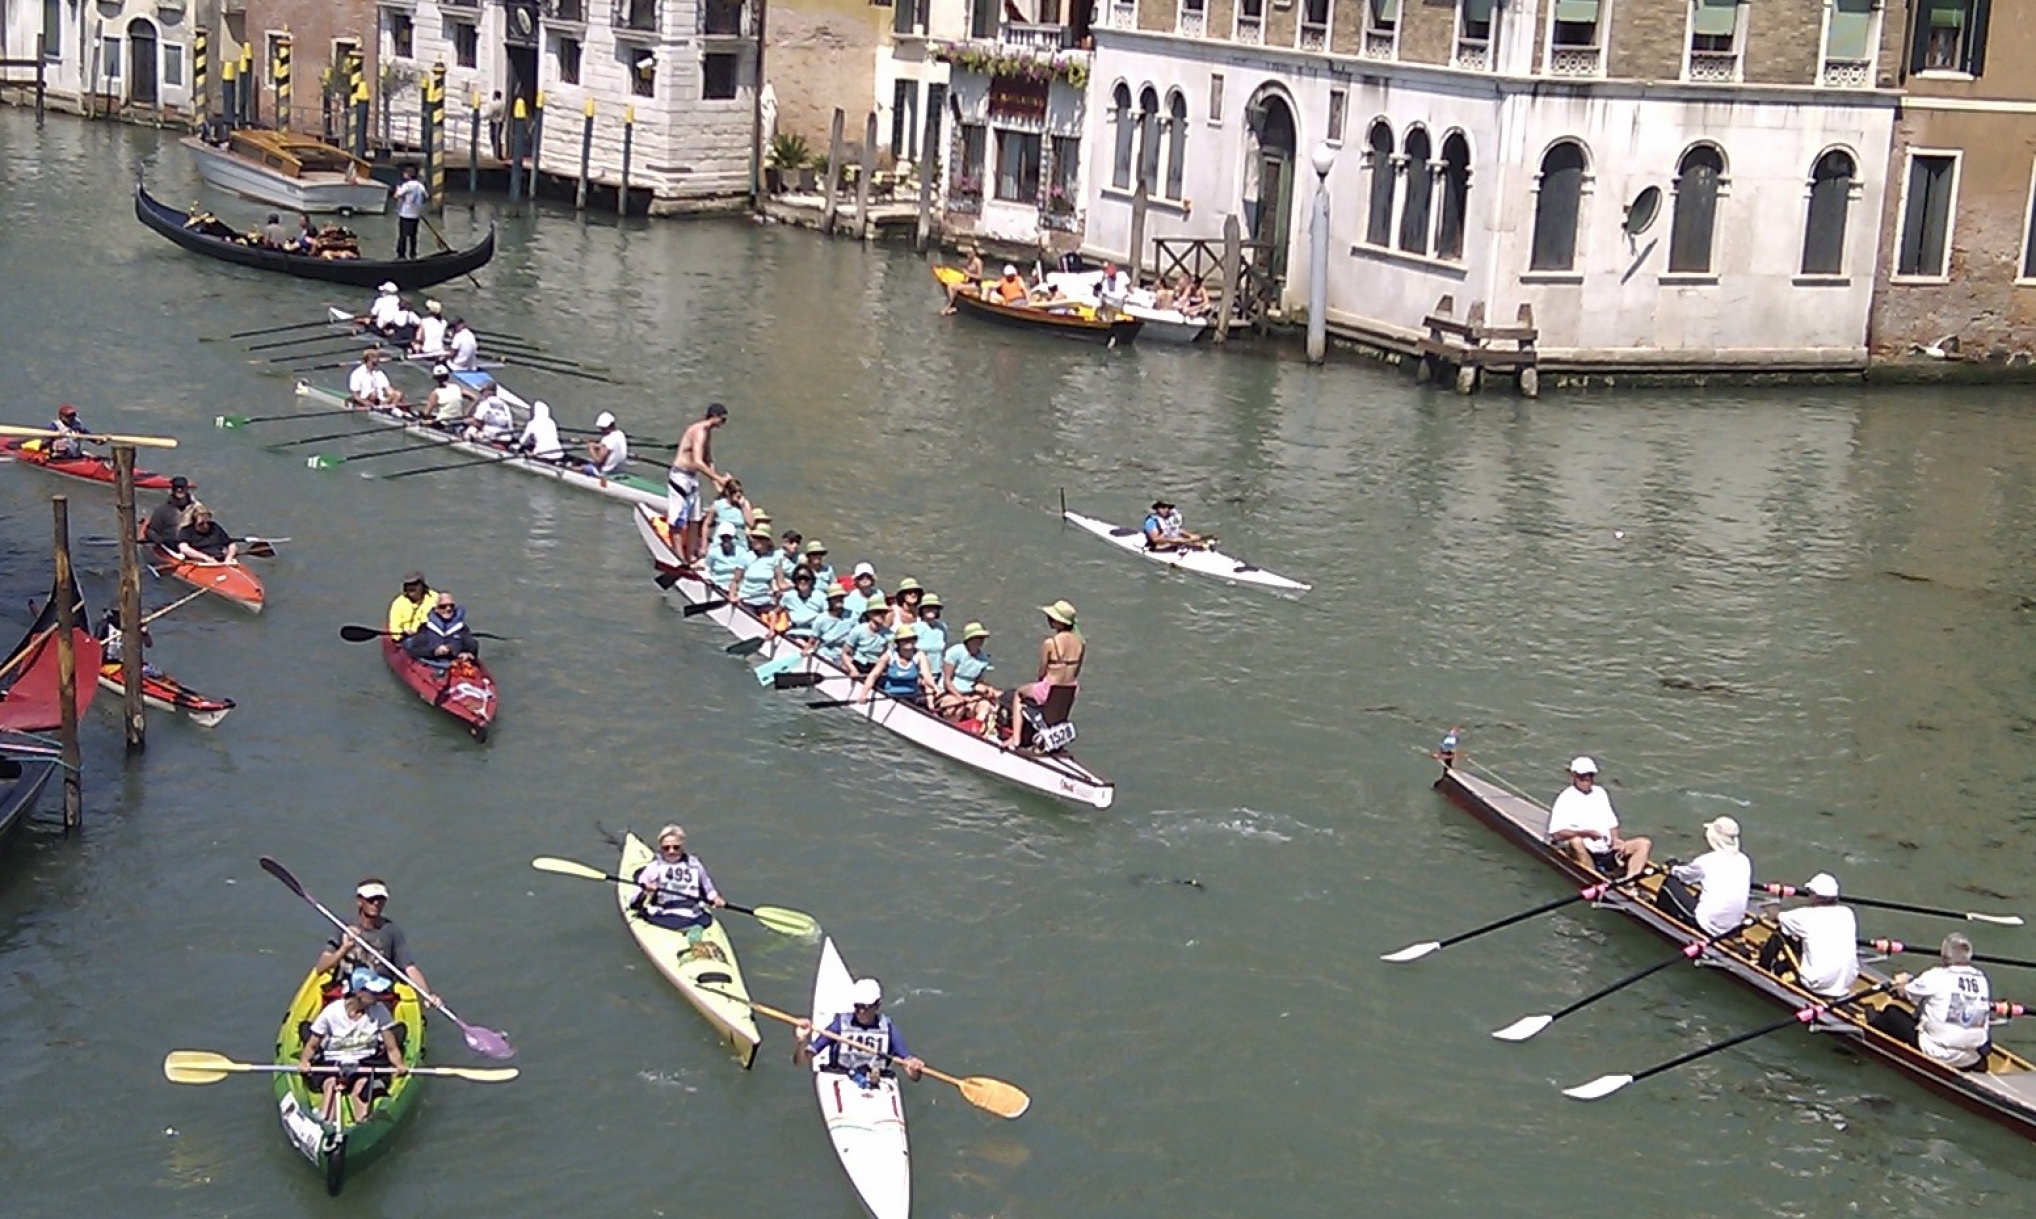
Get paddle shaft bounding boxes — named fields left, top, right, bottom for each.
left=527, top=856, right=812, bottom=933
left=1622, top=985, right=1890, bottom=1087
left=139, top=587, right=209, bottom=626
left=0, top=424, right=179, bottom=449
left=340, top=624, right=512, bottom=642
left=1761, top=884, right=2020, bottom=924
left=381, top=449, right=527, bottom=479
left=1444, top=878, right=1640, bottom=950
left=224, top=317, right=344, bottom=339
left=1866, top=939, right=2036, bottom=971
left=1547, top=927, right=1744, bottom=1023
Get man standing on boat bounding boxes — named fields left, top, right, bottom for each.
left=1545, top=757, right=1652, bottom=881
left=1757, top=872, right=1859, bottom=999
left=392, top=165, right=428, bottom=260
left=313, top=879, right=436, bottom=1002
left=347, top=349, right=401, bottom=409
left=1656, top=816, right=1750, bottom=934
left=668, top=402, right=731, bottom=566
left=795, top=978, right=924, bottom=1083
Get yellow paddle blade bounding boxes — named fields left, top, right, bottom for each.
left=417, top=1065, right=520, bottom=1082
left=163, top=1050, right=252, bottom=1084
left=530, top=856, right=607, bottom=882
left=957, top=1075, right=1031, bottom=1119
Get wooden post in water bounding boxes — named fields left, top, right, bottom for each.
left=350, top=52, right=370, bottom=159
left=51, top=497, right=81, bottom=831
left=618, top=107, right=634, bottom=216
left=530, top=93, right=547, bottom=200
left=427, top=62, right=447, bottom=209
left=575, top=97, right=594, bottom=210
left=914, top=104, right=937, bottom=253
left=1216, top=213, right=1241, bottom=345
left=221, top=55, right=238, bottom=131
left=240, top=41, right=257, bottom=125
left=191, top=29, right=207, bottom=126
left=853, top=110, right=876, bottom=241
left=35, top=35, right=47, bottom=127
left=822, top=108, right=844, bottom=235
left=273, top=36, right=291, bottom=129
left=468, top=91, right=481, bottom=198
left=508, top=96, right=527, bottom=203
left=113, top=449, right=145, bottom=753
left=1127, top=178, right=1149, bottom=286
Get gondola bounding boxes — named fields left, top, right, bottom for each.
left=134, top=180, right=494, bottom=291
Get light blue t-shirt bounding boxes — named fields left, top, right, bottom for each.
left=782, top=588, right=829, bottom=636
left=846, top=622, right=893, bottom=666
left=705, top=542, right=747, bottom=586
left=942, top=643, right=992, bottom=692
left=814, top=611, right=855, bottom=661
left=735, top=554, right=779, bottom=605
left=915, top=621, right=947, bottom=661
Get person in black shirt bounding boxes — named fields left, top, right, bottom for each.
left=143, top=476, right=195, bottom=548
left=174, top=502, right=239, bottom=564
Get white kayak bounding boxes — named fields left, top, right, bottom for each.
left=616, top=832, right=762, bottom=1067
left=1062, top=508, right=1311, bottom=592
left=810, top=937, right=911, bottom=1219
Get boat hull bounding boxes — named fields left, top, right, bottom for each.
left=149, top=546, right=266, bottom=613
left=1061, top=509, right=1310, bottom=592
left=0, top=570, right=101, bottom=733
left=616, top=833, right=761, bottom=1067
left=380, top=637, right=496, bottom=740
left=0, top=744, right=58, bottom=854
left=2, top=438, right=175, bottom=489
left=811, top=937, right=911, bottom=1219
left=272, top=967, right=426, bottom=1195
left=933, top=265, right=1142, bottom=345
left=97, top=662, right=234, bottom=727
left=186, top=137, right=390, bottom=214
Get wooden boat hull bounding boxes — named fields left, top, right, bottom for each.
left=633, top=507, right=1114, bottom=808
left=1436, top=764, right=2036, bottom=1139
left=381, top=637, right=496, bottom=740
left=811, top=937, right=910, bottom=1219
left=0, top=739, right=59, bottom=854
left=1, top=438, right=175, bottom=489
left=97, top=661, right=234, bottom=727
left=932, top=265, right=1142, bottom=345
left=136, top=181, right=494, bottom=290
left=0, top=570, right=101, bottom=733
left=1062, top=508, right=1310, bottom=592
left=149, top=546, right=266, bottom=614
left=615, top=833, right=761, bottom=1067
left=186, top=136, right=390, bottom=214
left=272, top=967, right=426, bottom=1195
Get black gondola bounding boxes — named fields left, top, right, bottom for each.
left=133, top=179, right=494, bottom=290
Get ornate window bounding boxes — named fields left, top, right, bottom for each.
left=1435, top=133, right=1471, bottom=261
left=1800, top=149, right=1856, bottom=275
left=1398, top=128, right=1432, bottom=254
left=1363, top=120, right=1395, bottom=247
left=1110, top=82, right=1134, bottom=190
left=1164, top=90, right=1188, bottom=200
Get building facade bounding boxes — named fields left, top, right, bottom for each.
left=3, top=0, right=211, bottom=119
left=767, top=0, right=883, bottom=148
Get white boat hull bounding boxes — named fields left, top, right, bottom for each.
left=1062, top=509, right=1310, bottom=592
left=632, top=508, right=1115, bottom=808
left=184, top=137, right=390, bottom=214
left=811, top=938, right=910, bottom=1219
left=1043, top=271, right=1212, bottom=344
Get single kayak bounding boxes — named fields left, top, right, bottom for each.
left=149, top=545, right=267, bottom=613
left=615, top=832, right=761, bottom=1067
left=810, top=937, right=911, bottom=1219
left=97, top=660, right=234, bottom=727
left=1062, top=507, right=1311, bottom=593
left=380, top=637, right=497, bottom=740
left=272, top=966, right=426, bottom=1196
left=1, top=436, right=176, bottom=489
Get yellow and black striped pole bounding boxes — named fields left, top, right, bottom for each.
left=348, top=50, right=369, bottom=158
left=239, top=41, right=255, bottom=125
left=220, top=55, right=239, bottom=130
left=273, top=37, right=291, bottom=130
left=192, top=29, right=209, bottom=124
left=508, top=96, right=527, bottom=200
left=618, top=106, right=634, bottom=217
left=428, top=63, right=447, bottom=208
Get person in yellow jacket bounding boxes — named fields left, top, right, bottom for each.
left=387, top=571, right=436, bottom=637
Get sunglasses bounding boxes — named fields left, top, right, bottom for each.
left=659, top=843, right=684, bottom=853
left=359, top=895, right=387, bottom=904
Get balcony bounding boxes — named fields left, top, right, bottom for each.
left=1362, top=28, right=1394, bottom=59
left=1178, top=9, right=1205, bottom=36
left=1105, top=0, right=1136, bottom=31
left=1298, top=20, right=1327, bottom=52
left=612, top=0, right=658, bottom=35
left=702, top=0, right=748, bottom=36
left=1000, top=20, right=1074, bottom=50
left=1546, top=44, right=1601, bottom=76
left=1686, top=48, right=1738, bottom=82
left=1820, top=56, right=1872, bottom=88
left=1235, top=14, right=1262, bottom=44
left=1453, top=36, right=1490, bottom=70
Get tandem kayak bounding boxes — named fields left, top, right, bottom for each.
left=380, top=637, right=497, bottom=740
left=272, top=967, right=426, bottom=1196
left=616, top=832, right=761, bottom=1067
left=97, top=660, right=234, bottom=727
left=149, top=546, right=267, bottom=613
left=1, top=436, right=176, bottom=489
left=810, top=937, right=911, bottom=1219
left=1061, top=507, right=1311, bottom=593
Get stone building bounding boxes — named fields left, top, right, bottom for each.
left=1080, top=0, right=1908, bottom=371
left=769, top=0, right=883, bottom=148
left=3, top=0, right=211, bottom=119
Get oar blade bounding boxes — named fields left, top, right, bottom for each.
left=1380, top=941, right=1441, bottom=963
left=531, top=856, right=609, bottom=882
left=307, top=454, right=347, bottom=469
left=1490, top=1014, right=1554, bottom=1043
left=456, top=1021, right=516, bottom=1061
left=215, top=415, right=250, bottom=429
left=338, top=625, right=385, bottom=642
left=162, top=1050, right=241, bottom=1084
left=1561, top=1073, right=1634, bottom=1101
left=435, top=1065, right=520, bottom=1082
left=750, top=905, right=821, bottom=938
left=726, top=637, right=766, bottom=657
left=959, top=1075, right=1031, bottom=1119
left=1968, top=912, right=2024, bottom=926
left=680, top=598, right=728, bottom=616
left=772, top=672, right=824, bottom=691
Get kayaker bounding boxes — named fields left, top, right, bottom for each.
left=300, top=968, right=408, bottom=1125
left=937, top=621, right=999, bottom=735
left=411, top=300, right=449, bottom=357
left=386, top=571, right=436, bottom=638
left=313, top=879, right=436, bottom=1001
left=892, top=578, right=925, bottom=628
left=667, top=402, right=731, bottom=566
left=1755, top=872, right=1860, bottom=999
left=463, top=384, right=516, bottom=443
left=47, top=404, right=92, bottom=459
left=517, top=399, right=566, bottom=462
left=142, top=476, right=197, bottom=548
left=858, top=623, right=935, bottom=706
left=446, top=318, right=480, bottom=372
left=725, top=526, right=787, bottom=620
left=1656, top=815, right=1751, bottom=935
left=1872, top=933, right=1995, bottom=1069
left=582, top=411, right=629, bottom=478
left=173, top=503, right=239, bottom=564
left=404, top=593, right=478, bottom=665
left=914, top=593, right=948, bottom=660
left=97, top=607, right=162, bottom=677
left=422, top=365, right=464, bottom=426
left=842, top=597, right=894, bottom=680
left=704, top=526, right=747, bottom=588
left=1141, top=499, right=1205, bottom=552
left=781, top=567, right=830, bottom=640
left=794, top=977, right=924, bottom=1083
left=627, top=824, right=726, bottom=935
left=347, top=349, right=401, bottom=409
left=1544, top=756, right=1652, bottom=881
left=804, top=540, right=836, bottom=588
left=809, top=582, right=856, bottom=665
left=1005, top=600, right=1084, bottom=748
left=843, top=563, right=882, bottom=618
left=366, top=281, right=405, bottom=332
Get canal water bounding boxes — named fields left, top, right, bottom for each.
left=3, top=107, right=2036, bottom=1217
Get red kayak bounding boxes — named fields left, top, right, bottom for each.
left=2, top=437, right=176, bottom=489
left=0, top=571, right=101, bottom=733
left=381, top=637, right=496, bottom=740
left=150, top=546, right=267, bottom=614
left=97, top=661, right=234, bottom=727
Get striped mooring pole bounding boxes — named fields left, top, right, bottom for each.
left=508, top=96, right=527, bottom=201
left=348, top=50, right=369, bottom=159
left=427, top=63, right=447, bottom=208
left=272, top=37, right=291, bottom=129
left=192, top=29, right=209, bottom=124
left=240, top=41, right=256, bottom=125
left=220, top=55, right=238, bottom=130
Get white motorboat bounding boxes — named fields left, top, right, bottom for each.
left=1044, top=271, right=1212, bottom=344
left=1062, top=508, right=1310, bottom=593
left=183, top=129, right=389, bottom=215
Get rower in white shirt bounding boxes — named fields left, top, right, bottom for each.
left=583, top=411, right=628, bottom=477
left=346, top=349, right=400, bottom=408
left=1545, top=756, right=1652, bottom=881
left=1873, top=933, right=1994, bottom=1069
left=366, top=281, right=406, bottom=332
left=423, top=365, right=464, bottom=425
left=1656, top=815, right=1752, bottom=935
left=452, top=376, right=500, bottom=429
left=446, top=319, right=480, bottom=371
left=464, top=387, right=516, bottom=443
left=518, top=400, right=565, bottom=461
left=411, top=300, right=450, bottom=356
left=1757, top=871, right=1860, bottom=999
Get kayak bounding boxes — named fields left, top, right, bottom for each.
left=810, top=937, right=911, bottom=1219
left=615, top=832, right=761, bottom=1067
left=149, top=545, right=267, bottom=614
left=1062, top=508, right=1311, bottom=593
left=97, top=660, right=234, bottom=727
left=380, top=637, right=497, bottom=740
left=1, top=436, right=176, bottom=489
left=272, top=966, right=426, bottom=1196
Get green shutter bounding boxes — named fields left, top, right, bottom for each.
left=1553, top=0, right=1599, bottom=24
left=1825, top=0, right=1873, bottom=59
left=1464, top=0, right=1495, bottom=22
left=1692, top=0, right=1738, bottom=37
left=1371, top=0, right=1399, bottom=23
left=1930, top=1, right=1965, bottom=27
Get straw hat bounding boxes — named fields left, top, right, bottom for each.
left=1040, top=599, right=1077, bottom=625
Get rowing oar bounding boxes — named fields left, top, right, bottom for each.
left=1380, top=875, right=1650, bottom=963
left=527, top=857, right=819, bottom=937
left=339, top=624, right=514, bottom=643
left=496, top=358, right=619, bottom=386
left=210, top=317, right=346, bottom=341
left=704, top=989, right=1031, bottom=1119
left=1491, top=925, right=1745, bottom=1042
left=379, top=449, right=530, bottom=480
left=1865, top=938, right=2036, bottom=971
left=257, top=855, right=515, bottom=1060
left=83, top=535, right=286, bottom=559
left=270, top=425, right=386, bottom=449
left=1560, top=982, right=1895, bottom=1101
left=267, top=343, right=379, bottom=364
left=216, top=407, right=366, bottom=428
left=246, top=331, right=362, bottom=353
left=163, top=1050, right=517, bottom=1085
left=0, top=424, right=179, bottom=450
left=1758, top=883, right=2022, bottom=926
left=307, top=437, right=460, bottom=468
left=138, top=587, right=210, bottom=626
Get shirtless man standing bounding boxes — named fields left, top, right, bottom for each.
left=668, top=402, right=731, bottom=565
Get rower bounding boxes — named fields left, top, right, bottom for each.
left=445, top=318, right=479, bottom=372
left=914, top=593, right=948, bottom=660
left=411, top=300, right=450, bottom=357
left=794, top=977, right=924, bottom=1084
left=1757, top=872, right=1859, bottom=999
left=300, top=968, right=408, bottom=1125
left=725, top=526, right=787, bottom=619
left=423, top=364, right=465, bottom=426
left=387, top=571, right=435, bottom=638
left=347, top=349, right=401, bottom=409
left=711, top=478, right=754, bottom=538
left=366, top=281, right=406, bottom=334
left=582, top=411, right=628, bottom=479
left=174, top=502, right=238, bottom=564
left=775, top=530, right=805, bottom=582
left=859, top=623, right=934, bottom=706
left=47, top=404, right=92, bottom=459
left=1872, top=933, right=1994, bottom=1070
left=382, top=299, right=422, bottom=347
left=892, top=577, right=924, bottom=628
left=1544, top=756, right=1651, bottom=881
left=437, top=372, right=487, bottom=429
left=97, top=606, right=160, bottom=677
left=1005, top=599, right=1083, bottom=749
left=463, top=386, right=515, bottom=444
left=704, top=526, right=747, bottom=587
left=518, top=399, right=565, bottom=462
left=404, top=592, right=478, bottom=665
left=781, top=567, right=830, bottom=642
left=627, top=824, right=726, bottom=938
left=936, top=621, right=999, bottom=736
left=1656, top=816, right=1751, bottom=935
left=843, top=563, right=882, bottom=618
left=312, top=878, right=435, bottom=1000
left=809, top=582, right=857, bottom=666
left=803, top=541, right=835, bottom=588
left=668, top=402, right=730, bottom=566
left=1142, top=499, right=1205, bottom=552
left=143, top=476, right=196, bottom=548
left=842, top=597, right=894, bottom=680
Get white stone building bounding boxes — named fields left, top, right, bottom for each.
left=3, top=0, right=199, bottom=116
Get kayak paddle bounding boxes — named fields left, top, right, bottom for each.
left=528, top=856, right=819, bottom=937
left=163, top=1050, right=517, bottom=1085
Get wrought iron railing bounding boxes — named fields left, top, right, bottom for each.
left=1000, top=20, right=1073, bottom=49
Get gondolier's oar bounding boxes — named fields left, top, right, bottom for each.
left=419, top=215, right=482, bottom=291
left=1759, top=883, right=2022, bottom=926
left=257, top=855, right=515, bottom=1060
left=526, top=857, right=819, bottom=937
left=216, top=406, right=366, bottom=428
left=0, top=424, right=179, bottom=449
left=307, top=436, right=459, bottom=468
left=1561, top=983, right=1894, bottom=1101
left=378, top=448, right=529, bottom=480
left=1381, top=874, right=1651, bottom=963
left=706, top=989, right=1030, bottom=1119
left=210, top=317, right=346, bottom=341
left=163, top=1050, right=517, bottom=1085
left=339, top=624, right=514, bottom=643
left=1866, top=938, right=2036, bottom=971
left=1492, top=925, right=1745, bottom=1041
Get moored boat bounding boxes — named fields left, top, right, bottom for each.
left=1435, top=761, right=2036, bottom=1138
left=96, top=660, right=234, bottom=727
left=184, top=129, right=389, bottom=214
left=1, top=437, right=175, bottom=490
left=932, top=265, right=1142, bottom=346
left=149, top=545, right=266, bottom=614
left=810, top=937, right=911, bottom=1219
left=380, top=636, right=497, bottom=740
left=0, top=733, right=61, bottom=855
left=615, top=832, right=761, bottom=1067
left=0, top=570, right=102, bottom=733
left=1043, top=270, right=1213, bottom=344
left=272, top=966, right=426, bottom=1195
left=633, top=507, right=1114, bottom=808
left=1061, top=507, right=1310, bottom=593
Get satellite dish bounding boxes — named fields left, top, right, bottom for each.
left=1624, top=186, right=1662, bottom=236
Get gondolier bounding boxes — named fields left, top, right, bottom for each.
left=626, top=824, right=726, bottom=934
left=391, top=165, right=428, bottom=261
left=313, top=878, right=436, bottom=1001
left=667, top=402, right=730, bottom=565
left=795, top=977, right=924, bottom=1083
left=1545, top=756, right=1651, bottom=881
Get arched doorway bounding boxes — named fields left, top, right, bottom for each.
left=127, top=18, right=159, bottom=107
left=1243, top=90, right=1297, bottom=284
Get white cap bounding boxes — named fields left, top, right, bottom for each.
left=377, top=281, right=398, bottom=293
left=594, top=411, right=616, bottom=429
left=1804, top=872, right=1840, bottom=898
left=431, top=364, right=450, bottom=377
left=1704, top=816, right=1741, bottom=852
left=355, top=881, right=390, bottom=900
left=853, top=562, right=876, bottom=579
left=851, top=978, right=882, bottom=1006
left=1003, top=264, right=1019, bottom=276
left=425, top=299, right=443, bottom=314
left=1569, top=756, right=1598, bottom=776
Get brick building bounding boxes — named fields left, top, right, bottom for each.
left=768, top=0, right=883, bottom=149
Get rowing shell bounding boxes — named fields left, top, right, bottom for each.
left=634, top=507, right=1115, bottom=809
left=96, top=661, right=234, bottom=727
left=1061, top=509, right=1310, bottom=593
left=616, top=831, right=761, bottom=1067
left=810, top=936, right=910, bottom=1219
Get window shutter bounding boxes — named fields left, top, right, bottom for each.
left=1463, top=0, right=1495, bottom=21
left=1692, top=0, right=1737, bottom=38
left=1554, top=0, right=1599, bottom=23
left=1825, top=0, right=1874, bottom=61
left=1372, top=0, right=1400, bottom=23
left=1970, top=0, right=1991, bottom=74
left=1908, top=1, right=1936, bottom=71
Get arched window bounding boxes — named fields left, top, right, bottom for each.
left=1137, top=85, right=1162, bottom=191
left=1530, top=140, right=1586, bottom=271
left=1398, top=128, right=1433, bottom=254
left=1669, top=144, right=1725, bottom=274
left=1111, top=82, right=1134, bottom=190
left=1800, top=149, right=1855, bottom=276
left=1364, top=120, right=1395, bottom=247
left=1164, top=90, right=1188, bottom=200
left=1435, top=133, right=1471, bottom=260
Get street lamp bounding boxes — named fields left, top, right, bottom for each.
left=1306, top=140, right=1336, bottom=364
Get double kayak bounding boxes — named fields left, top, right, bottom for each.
left=1, top=436, right=176, bottom=489
left=150, top=546, right=267, bottom=614
left=811, top=937, right=911, bottom=1219
left=97, top=660, right=234, bottom=727
left=380, top=637, right=497, bottom=740
left=615, top=832, right=761, bottom=1067
left=1062, top=507, right=1310, bottom=593
left=272, top=967, right=426, bottom=1196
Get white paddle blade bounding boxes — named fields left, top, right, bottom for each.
left=1968, top=913, right=2024, bottom=926
left=1380, top=942, right=1441, bottom=963
left=1561, top=1074, right=1634, bottom=1101
left=1491, top=1014, right=1554, bottom=1042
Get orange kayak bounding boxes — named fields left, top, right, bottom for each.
left=97, top=661, right=235, bottom=727
left=150, top=546, right=266, bottom=614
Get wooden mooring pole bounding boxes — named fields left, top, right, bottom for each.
left=113, top=448, right=146, bottom=753
left=1216, top=214, right=1241, bottom=345
left=576, top=97, right=594, bottom=210
left=618, top=106, right=634, bottom=217
left=853, top=110, right=876, bottom=241
left=822, top=108, right=844, bottom=235
left=51, top=497, right=81, bottom=831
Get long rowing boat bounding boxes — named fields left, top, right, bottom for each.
left=633, top=507, right=1115, bottom=808
left=810, top=937, right=911, bottom=1219
left=933, top=265, right=1142, bottom=346
left=1435, top=761, right=2036, bottom=1138
left=1, top=437, right=176, bottom=489
left=150, top=545, right=266, bottom=614
left=272, top=966, right=426, bottom=1195
left=1061, top=507, right=1310, bottom=593
left=616, top=832, right=761, bottom=1067
left=97, top=660, right=235, bottom=727
left=380, top=637, right=497, bottom=740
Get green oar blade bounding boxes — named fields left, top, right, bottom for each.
left=214, top=415, right=250, bottom=429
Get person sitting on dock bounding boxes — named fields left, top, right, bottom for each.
left=347, top=349, right=401, bottom=410
left=942, top=245, right=986, bottom=315
left=1141, top=500, right=1209, bottom=552
left=1656, top=816, right=1751, bottom=935
left=143, top=476, right=197, bottom=548
left=582, top=411, right=629, bottom=478
left=1545, top=757, right=1651, bottom=881
left=404, top=593, right=478, bottom=665
left=994, top=265, right=1030, bottom=306
left=46, top=404, right=93, bottom=459
left=795, top=977, right=924, bottom=1084
left=937, top=621, right=999, bottom=735
left=411, top=300, right=449, bottom=358
left=300, top=968, right=408, bottom=1125
left=313, top=879, right=435, bottom=1000
left=518, top=399, right=565, bottom=463
left=463, top=385, right=515, bottom=444
left=387, top=571, right=435, bottom=639
left=446, top=318, right=480, bottom=372
left=174, top=503, right=238, bottom=565
left=1756, top=872, right=1860, bottom=1000
left=627, top=824, right=726, bottom=937
left=1873, top=933, right=1994, bottom=1070
left=259, top=212, right=290, bottom=248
